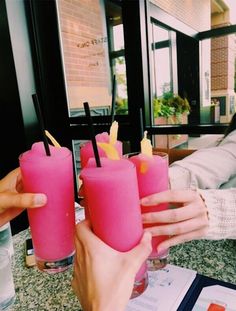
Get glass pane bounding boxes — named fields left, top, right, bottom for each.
left=154, top=133, right=223, bottom=151
left=154, top=112, right=189, bottom=149
left=72, top=139, right=88, bottom=176
left=150, top=22, right=189, bottom=149
left=154, top=24, right=169, bottom=41
left=57, top=0, right=125, bottom=117
left=114, top=57, right=128, bottom=115
left=150, top=22, right=183, bottom=137
left=113, top=24, right=124, bottom=50
left=200, top=33, right=236, bottom=124
left=153, top=47, right=171, bottom=97
left=149, top=0, right=236, bottom=32
left=187, top=134, right=223, bottom=149
left=152, top=24, right=172, bottom=98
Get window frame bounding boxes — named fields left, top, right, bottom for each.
left=25, top=0, right=236, bottom=152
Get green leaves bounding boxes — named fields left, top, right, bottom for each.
left=153, top=92, right=190, bottom=118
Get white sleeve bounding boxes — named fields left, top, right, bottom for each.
left=169, top=165, right=194, bottom=190
left=198, top=188, right=236, bottom=240
left=169, top=131, right=236, bottom=190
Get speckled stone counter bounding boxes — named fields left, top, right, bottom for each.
left=9, top=229, right=82, bottom=311
left=169, top=238, right=236, bottom=284
left=8, top=227, right=236, bottom=310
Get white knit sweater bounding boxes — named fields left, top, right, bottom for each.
left=169, top=130, right=236, bottom=240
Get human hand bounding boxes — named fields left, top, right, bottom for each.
left=78, top=183, right=85, bottom=207
left=71, top=220, right=152, bottom=311
left=0, top=168, right=47, bottom=226
left=141, top=190, right=209, bottom=254
left=78, top=183, right=91, bottom=220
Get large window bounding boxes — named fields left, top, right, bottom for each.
left=57, top=0, right=127, bottom=119
left=107, top=10, right=128, bottom=115
left=25, top=0, right=236, bottom=162
left=149, top=19, right=189, bottom=148
left=148, top=1, right=236, bottom=150
left=56, top=0, right=129, bottom=174
left=151, top=23, right=177, bottom=98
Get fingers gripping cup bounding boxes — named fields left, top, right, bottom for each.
left=80, top=158, right=148, bottom=298
left=126, top=151, right=169, bottom=271
left=19, top=142, right=76, bottom=273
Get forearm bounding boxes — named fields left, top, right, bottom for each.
left=169, top=143, right=236, bottom=190
left=169, top=165, right=193, bottom=190
left=198, top=188, right=236, bottom=240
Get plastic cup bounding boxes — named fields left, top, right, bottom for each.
left=79, top=132, right=123, bottom=169
left=0, top=248, right=15, bottom=310
left=124, top=151, right=169, bottom=271
left=0, top=223, right=14, bottom=258
left=80, top=157, right=148, bottom=298
left=19, top=142, right=76, bottom=273
left=79, top=132, right=123, bottom=220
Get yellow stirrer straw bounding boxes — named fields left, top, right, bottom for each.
left=109, top=120, right=118, bottom=145
left=45, top=130, right=61, bottom=148
left=140, top=131, right=153, bottom=157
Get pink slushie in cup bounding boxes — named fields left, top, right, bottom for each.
left=19, top=142, right=75, bottom=273
left=127, top=151, right=169, bottom=271
left=80, top=132, right=123, bottom=168
left=80, top=157, right=148, bottom=298
left=79, top=131, right=123, bottom=220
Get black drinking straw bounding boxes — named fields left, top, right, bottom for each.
left=32, top=94, right=51, bottom=156
left=139, top=108, right=144, bottom=140
left=83, top=102, right=101, bottom=167
left=110, top=74, right=117, bottom=124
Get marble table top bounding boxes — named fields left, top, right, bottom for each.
left=8, top=217, right=236, bottom=310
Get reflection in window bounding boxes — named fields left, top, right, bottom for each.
left=57, top=0, right=127, bottom=117
left=114, top=57, right=128, bottom=114
left=108, top=11, right=128, bottom=115
left=151, top=23, right=175, bottom=99
left=154, top=47, right=171, bottom=97
left=56, top=0, right=127, bottom=175
left=209, top=33, right=236, bottom=123
left=150, top=22, right=186, bottom=148
left=113, top=24, right=124, bottom=50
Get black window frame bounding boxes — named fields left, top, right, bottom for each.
left=24, top=0, right=236, bottom=152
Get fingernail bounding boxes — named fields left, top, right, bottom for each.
left=34, top=194, right=47, bottom=207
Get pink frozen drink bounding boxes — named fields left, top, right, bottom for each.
left=80, top=157, right=148, bottom=298
left=80, top=132, right=123, bottom=220
left=19, top=142, right=75, bottom=273
left=127, top=151, right=169, bottom=270
left=80, top=132, right=123, bottom=168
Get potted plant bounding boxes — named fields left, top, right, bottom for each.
left=153, top=91, right=190, bottom=122
left=153, top=92, right=191, bottom=148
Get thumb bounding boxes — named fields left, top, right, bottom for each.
left=0, top=192, right=47, bottom=210
left=127, top=231, right=152, bottom=271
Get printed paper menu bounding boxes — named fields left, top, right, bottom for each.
left=192, top=285, right=236, bottom=311
left=126, top=264, right=197, bottom=311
